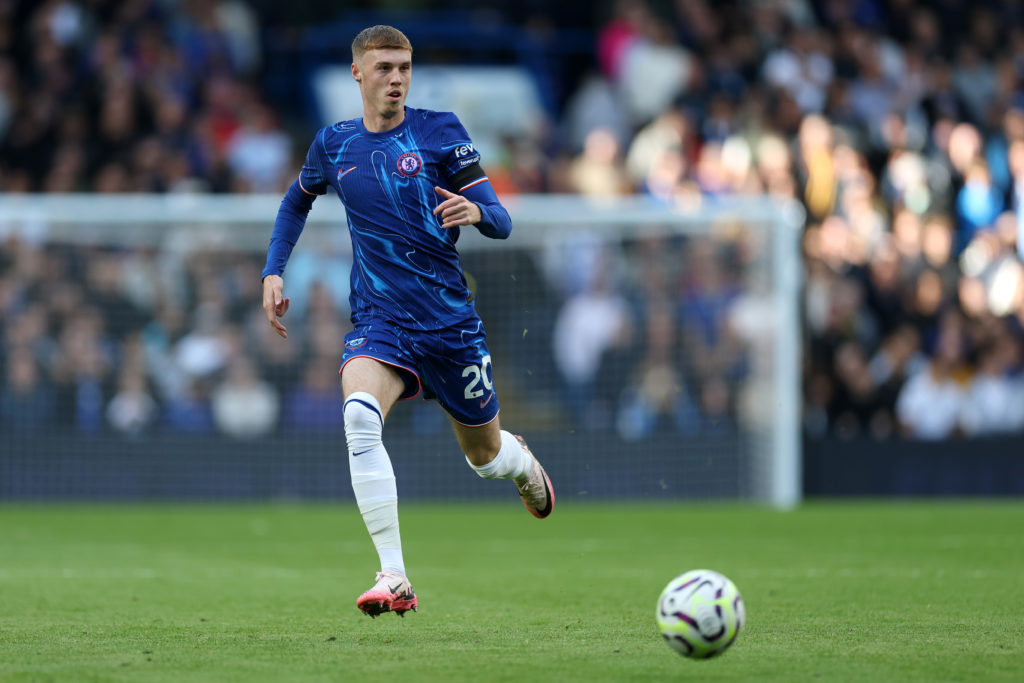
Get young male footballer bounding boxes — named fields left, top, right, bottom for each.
left=261, top=25, right=554, bottom=618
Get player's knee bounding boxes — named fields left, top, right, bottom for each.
left=344, top=392, right=383, bottom=453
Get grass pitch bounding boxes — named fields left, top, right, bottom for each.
left=1, top=501, right=1022, bottom=682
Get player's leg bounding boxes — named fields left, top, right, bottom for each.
left=420, top=319, right=555, bottom=518
left=342, top=356, right=417, bottom=616
left=449, top=414, right=555, bottom=520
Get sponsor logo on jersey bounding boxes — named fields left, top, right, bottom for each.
left=337, top=166, right=357, bottom=180
left=454, top=143, right=475, bottom=158
left=458, top=157, right=480, bottom=168
left=345, top=336, right=368, bottom=349
left=397, top=152, right=422, bottom=177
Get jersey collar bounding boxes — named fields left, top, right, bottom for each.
left=357, top=107, right=411, bottom=137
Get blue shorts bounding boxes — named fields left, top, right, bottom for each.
left=340, top=318, right=500, bottom=427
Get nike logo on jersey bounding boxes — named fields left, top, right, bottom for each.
left=479, top=392, right=494, bottom=409
left=337, top=166, right=358, bottom=180
left=352, top=449, right=372, bottom=457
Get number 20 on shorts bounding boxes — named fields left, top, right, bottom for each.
left=462, top=355, right=493, bottom=399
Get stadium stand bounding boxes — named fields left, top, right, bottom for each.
left=2, top=0, right=1024, bottom=449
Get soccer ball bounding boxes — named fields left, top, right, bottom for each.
left=656, top=569, right=745, bottom=659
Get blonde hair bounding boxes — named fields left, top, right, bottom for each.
left=352, top=25, right=413, bottom=62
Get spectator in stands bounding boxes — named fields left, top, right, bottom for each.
left=1007, top=139, right=1024, bottom=260
left=173, top=302, right=231, bottom=381
left=830, top=340, right=883, bottom=438
left=0, top=348, right=54, bottom=431
left=625, top=108, right=690, bottom=196
left=864, top=236, right=906, bottom=336
left=254, top=315, right=303, bottom=399
left=616, top=298, right=697, bottom=440
left=225, top=100, right=291, bottom=193
left=552, top=261, right=632, bottom=429
left=561, top=72, right=632, bottom=159
left=678, top=239, right=745, bottom=384
left=211, top=354, right=279, bottom=439
left=50, top=308, right=113, bottom=434
left=614, top=22, right=693, bottom=127
left=956, top=160, right=1004, bottom=248
left=896, top=312, right=970, bottom=440
left=960, top=330, right=1024, bottom=436
left=162, top=377, right=215, bottom=435
left=568, top=127, right=631, bottom=197
left=281, top=355, right=345, bottom=434
left=868, top=325, right=925, bottom=405
left=890, top=209, right=925, bottom=277
left=920, top=214, right=959, bottom=289
left=107, top=365, right=159, bottom=436
left=695, top=375, right=735, bottom=435
left=762, top=27, right=834, bottom=116
left=142, top=303, right=189, bottom=403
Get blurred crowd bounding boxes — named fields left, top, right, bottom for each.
left=0, top=0, right=289, bottom=194
left=3, top=0, right=1024, bottom=441
left=0, top=237, right=366, bottom=438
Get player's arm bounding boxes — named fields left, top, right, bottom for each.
left=434, top=113, right=513, bottom=238
left=262, top=180, right=317, bottom=338
left=433, top=164, right=512, bottom=239
left=262, top=131, right=329, bottom=338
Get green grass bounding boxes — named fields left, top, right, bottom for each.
left=1, top=501, right=1022, bottom=682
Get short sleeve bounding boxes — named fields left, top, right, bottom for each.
left=438, top=113, right=482, bottom=180
left=298, top=128, right=329, bottom=196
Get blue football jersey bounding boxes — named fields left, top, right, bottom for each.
left=298, top=107, right=489, bottom=331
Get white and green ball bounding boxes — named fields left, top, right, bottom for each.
left=656, top=569, right=745, bottom=659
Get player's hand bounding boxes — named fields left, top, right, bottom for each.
left=433, top=186, right=482, bottom=229
left=262, top=274, right=290, bottom=339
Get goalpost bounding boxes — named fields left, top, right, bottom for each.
left=0, top=194, right=803, bottom=507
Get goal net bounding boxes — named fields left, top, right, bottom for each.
left=0, top=194, right=802, bottom=506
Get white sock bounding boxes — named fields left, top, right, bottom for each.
left=344, top=392, right=405, bottom=576
left=467, top=430, right=532, bottom=480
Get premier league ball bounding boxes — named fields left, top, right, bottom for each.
left=656, top=569, right=745, bottom=659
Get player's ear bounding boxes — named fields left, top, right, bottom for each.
left=351, top=62, right=361, bottom=83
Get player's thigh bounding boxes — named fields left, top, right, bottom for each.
left=448, top=413, right=502, bottom=464
left=341, top=357, right=405, bottom=419
left=341, top=323, right=423, bottom=418
left=418, top=322, right=500, bottom=428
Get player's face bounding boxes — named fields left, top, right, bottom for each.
left=353, top=48, right=412, bottom=120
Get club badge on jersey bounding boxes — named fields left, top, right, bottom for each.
left=397, top=152, right=422, bottom=177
